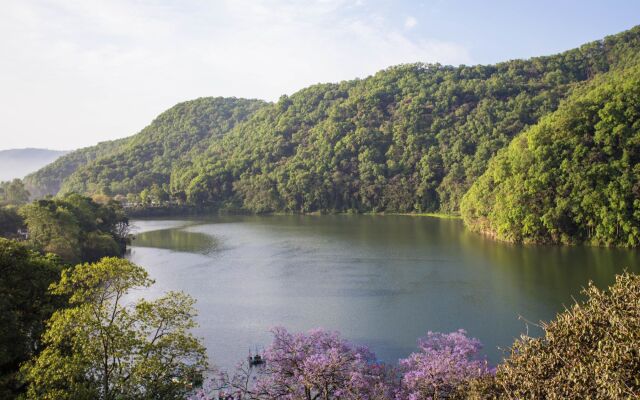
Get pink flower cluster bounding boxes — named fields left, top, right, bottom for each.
left=194, top=328, right=492, bottom=400
left=397, top=329, right=492, bottom=400
left=253, top=327, right=392, bottom=400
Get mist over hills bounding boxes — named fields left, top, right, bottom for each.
left=0, top=148, right=69, bottom=181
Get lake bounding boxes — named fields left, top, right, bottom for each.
left=127, top=215, right=639, bottom=369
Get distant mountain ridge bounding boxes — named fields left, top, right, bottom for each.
left=0, top=148, right=69, bottom=181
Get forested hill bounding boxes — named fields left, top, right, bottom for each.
left=24, top=138, right=127, bottom=197
left=25, top=97, right=266, bottom=198
left=173, top=26, right=640, bottom=213
left=461, top=63, right=640, bottom=247
left=25, top=26, right=640, bottom=221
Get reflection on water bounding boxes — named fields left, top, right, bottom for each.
left=127, top=215, right=639, bottom=369
left=133, top=228, right=218, bottom=254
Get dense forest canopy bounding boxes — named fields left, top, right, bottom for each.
left=23, top=137, right=128, bottom=198
left=25, top=97, right=265, bottom=199
left=461, top=64, right=640, bottom=247
left=22, top=25, right=640, bottom=245
left=0, top=179, right=30, bottom=206
left=18, top=194, right=130, bottom=264
left=173, top=26, right=640, bottom=214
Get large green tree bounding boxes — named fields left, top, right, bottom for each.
left=18, top=194, right=129, bottom=264
left=22, top=257, right=208, bottom=400
left=0, top=239, right=63, bottom=398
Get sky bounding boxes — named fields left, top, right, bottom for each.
left=1, top=0, right=639, bottom=151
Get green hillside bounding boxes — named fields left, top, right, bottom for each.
left=24, top=138, right=128, bottom=197
left=24, top=26, right=640, bottom=247
left=25, top=97, right=265, bottom=198
left=172, top=26, right=640, bottom=213
left=461, top=64, right=640, bottom=247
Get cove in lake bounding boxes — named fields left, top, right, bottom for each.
left=127, top=215, right=639, bottom=369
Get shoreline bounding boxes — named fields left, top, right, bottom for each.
left=127, top=206, right=461, bottom=220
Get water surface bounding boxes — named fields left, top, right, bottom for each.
left=127, top=215, right=639, bottom=369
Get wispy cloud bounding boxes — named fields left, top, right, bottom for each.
left=0, top=0, right=471, bottom=150
left=404, top=16, right=417, bottom=29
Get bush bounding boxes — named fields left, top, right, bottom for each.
left=493, top=272, right=640, bottom=398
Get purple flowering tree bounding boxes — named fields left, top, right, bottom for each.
left=192, top=328, right=493, bottom=400
left=396, top=329, right=492, bottom=400
left=197, top=327, right=394, bottom=400
left=254, top=327, right=393, bottom=400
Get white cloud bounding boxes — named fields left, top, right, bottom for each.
left=0, top=0, right=471, bottom=150
left=404, top=16, right=417, bottom=29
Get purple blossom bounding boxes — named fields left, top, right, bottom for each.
left=253, top=327, right=392, bottom=400
left=191, top=328, right=492, bottom=400
left=396, top=329, right=492, bottom=400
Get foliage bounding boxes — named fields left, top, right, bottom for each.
left=482, top=272, right=640, bottom=399
left=0, top=179, right=30, bottom=206
left=22, top=257, right=208, bottom=400
left=24, top=138, right=127, bottom=198
left=199, top=272, right=640, bottom=400
left=207, top=327, right=394, bottom=400
left=0, top=238, right=63, bottom=398
left=199, top=328, right=491, bottom=400
left=0, top=206, right=24, bottom=237
left=18, top=193, right=129, bottom=264
left=58, top=97, right=265, bottom=197
left=171, top=26, right=640, bottom=215
left=461, top=64, right=640, bottom=246
left=24, top=26, right=640, bottom=220
left=397, top=330, right=492, bottom=400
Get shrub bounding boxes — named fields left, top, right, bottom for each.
left=494, top=272, right=640, bottom=399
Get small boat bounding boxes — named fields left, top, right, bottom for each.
left=248, top=348, right=266, bottom=367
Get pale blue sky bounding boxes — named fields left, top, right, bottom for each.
left=1, top=0, right=638, bottom=150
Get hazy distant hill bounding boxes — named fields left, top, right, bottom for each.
left=0, top=148, right=69, bottom=181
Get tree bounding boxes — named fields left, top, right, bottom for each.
left=396, top=330, right=492, bottom=400
left=82, top=231, right=121, bottom=263
left=139, top=187, right=151, bottom=205
left=489, top=272, right=640, bottom=399
left=0, top=238, right=63, bottom=398
left=461, top=65, right=640, bottom=247
left=0, top=206, right=24, bottom=238
left=149, top=184, right=169, bottom=203
left=0, top=179, right=30, bottom=206
left=18, top=195, right=129, bottom=264
left=22, top=257, right=208, bottom=400
left=19, top=200, right=81, bottom=263
left=210, top=327, right=393, bottom=400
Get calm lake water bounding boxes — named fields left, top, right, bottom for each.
left=127, top=215, right=639, bottom=369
